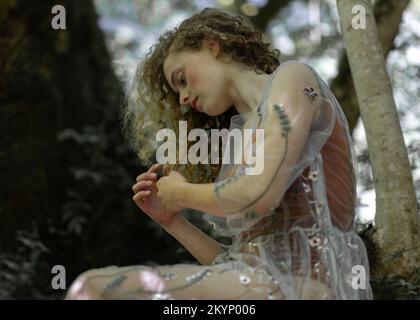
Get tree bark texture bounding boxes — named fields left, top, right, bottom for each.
left=332, top=0, right=410, bottom=134
left=336, top=0, right=420, bottom=295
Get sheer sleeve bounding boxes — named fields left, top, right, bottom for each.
left=67, top=60, right=372, bottom=301
left=214, top=62, right=322, bottom=234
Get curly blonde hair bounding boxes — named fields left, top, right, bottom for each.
left=123, top=7, right=280, bottom=183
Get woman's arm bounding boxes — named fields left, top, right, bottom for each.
left=190, top=62, right=321, bottom=218
left=178, top=183, right=225, bottom=218
left=133, top=164, right=225, bottom=264
left=159, top=62, right=320, bottom=219
left=163, top=213, right=226, bottom=265
left=156, top=172, right=226, bottom=218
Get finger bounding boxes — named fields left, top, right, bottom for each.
left=163, top=164, right=171, bottom=176
left=132, top=190, right=151, bottom=202
left=136, top=172, right=158, bottom=182
left=148, top=163, right=161, bottom=173
left=156, top=177, right=165, bottom=188
left=132, top=180, right=153, bottom=193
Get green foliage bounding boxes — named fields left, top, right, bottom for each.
left=0, top=0, right=198, bottom=298
left=0, top=224, right=52, bottom=299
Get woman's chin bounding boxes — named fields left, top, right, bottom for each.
left=202, top=107, right=218, bottom=117
left=198, top=102, right=224, bottom=116
left=201, top=108, right=224, bottom=117
left=197, top=104, right=211, bottom=115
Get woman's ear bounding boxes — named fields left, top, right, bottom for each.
left=202, top=38, right=220, bottom=57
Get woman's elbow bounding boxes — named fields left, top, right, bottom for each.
left=253, top=192, right=284, bottom=217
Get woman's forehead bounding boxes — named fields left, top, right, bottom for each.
left=165, top=48, right=193, bottom=67
left=163, top=51, right=182, bottom=90
left=164, top=49, right=187, bottom=68
left=163, top=51, right=178, bottom=70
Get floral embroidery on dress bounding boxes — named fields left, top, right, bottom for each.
left=162, top=272, right=177, bottom=281
left=303, top=86, right=319, bottom=102
left=239, top=274, right=251, bottom=285
left=185, top=269, right=212, bottom=284
left=208, top=221, right=217, bottom=230
left=309, top=236, right=322, bottom=248
left=67, top=61, right=373, bottom=301
left=308, top=169, right=319, bottom=181
left=302, top=181, right=311, bottom=193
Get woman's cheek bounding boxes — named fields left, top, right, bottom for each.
left=186, top=69, right=198, bottom=89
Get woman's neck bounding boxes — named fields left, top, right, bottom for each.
left=226, top=64, right=271, bottom=115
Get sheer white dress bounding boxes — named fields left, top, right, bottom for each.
left=66, top=61, right=373, bottom=300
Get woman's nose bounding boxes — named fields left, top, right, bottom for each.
left=180, top=92, right=189, bottom=105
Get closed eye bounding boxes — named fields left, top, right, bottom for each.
left=178, top=72, right=186, bottom=86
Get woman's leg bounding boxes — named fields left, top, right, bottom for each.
left=65, top=263, right=285, bottom=300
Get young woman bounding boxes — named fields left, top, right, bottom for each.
left=66, top=7, right=372, bottom=300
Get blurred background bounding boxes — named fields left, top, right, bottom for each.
left=0, top=0, right=419, bottom=299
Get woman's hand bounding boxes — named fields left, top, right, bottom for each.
left=132, top=163, right=181, bottom=228
left=156, top=170, right=188, bottom=212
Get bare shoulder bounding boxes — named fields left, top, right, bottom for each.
left=276, top=61, right=319, bottom=89
left=271, top=61, right=322, bottom=111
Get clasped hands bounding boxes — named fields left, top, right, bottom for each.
left=132, top=163, right=188, bottom=228
left=155, top=166, right=187, bottom=212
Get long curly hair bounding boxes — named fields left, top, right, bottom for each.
left=123, top=7, right=280, bottom=183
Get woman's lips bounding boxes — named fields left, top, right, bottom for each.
left=192, top=97, right=200, bottom=110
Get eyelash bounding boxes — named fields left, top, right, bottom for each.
left=178, top=73, right=186, bottom=86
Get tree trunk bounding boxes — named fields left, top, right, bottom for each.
left=336, top=0, right=420, bottom=298
left=332, top=0, right=410, bottom=134
left=0, top=0, right=120, bottom=241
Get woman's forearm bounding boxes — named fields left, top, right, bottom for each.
left=179, top=183, right=226, bottom=218
left=163, top=214, right=226, bottom=265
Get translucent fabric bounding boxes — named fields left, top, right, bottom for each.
left=211, top=60, right=372, bottom=299
left=66, top=61, right=372, bottom=300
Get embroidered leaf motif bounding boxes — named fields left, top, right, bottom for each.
left=273, top=104, right=291, bottom=137
left=102, top=274, right=127, bottom=294
left=244, top=211, right=259, bottom=220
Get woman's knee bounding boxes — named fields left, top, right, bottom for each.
left=65, top=269, right=103, bottom=300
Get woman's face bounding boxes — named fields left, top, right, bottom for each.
left=163, top=42, right=233, bottom=116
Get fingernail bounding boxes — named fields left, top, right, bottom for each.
left=147, top=181, right=153, bottom=185
left=151, top=173, right=157, bottom=178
